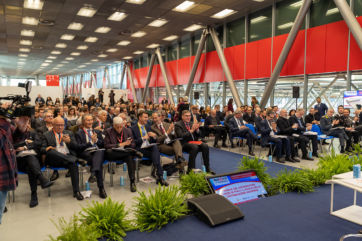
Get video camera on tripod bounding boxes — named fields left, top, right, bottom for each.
left=0, top=80, right=35, bottom=118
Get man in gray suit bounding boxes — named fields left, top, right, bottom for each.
left=151, top=112, right=186, bottom=168
left=320, top=109, right=350, bottom=153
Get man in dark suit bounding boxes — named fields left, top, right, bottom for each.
left=228, top=109, right=257, bottom=156
left=175, top=110, right=214, bottom=174
left=205, top=110, right=227, bottom=148
left=36, top=110, right=53, bottom=134
left=93, top=110, right=111, bottom=131
left=41, top=117, right=84, bottom=200
left=259, top=111, right=293, bottom=163
left=151, top=112, right=186, bottom=168
left=289, top=108, right=319, bottom=158
left=243, top=106, right=256, bottom=125
left=305, top=108, right=320, bottom=125
left=75, top=114, right=107, bottom=198
left=104, top=116, right=138, bottom=192
left=320, top=109, right=350, bottom=153
left=130, top=111, right=168, bottom=186
left=314, top=97, right=328, bottom=120
left=277, top=109, right=308, bottom=161
left=107, top=107, right=115, bottom=125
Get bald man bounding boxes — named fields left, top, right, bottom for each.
left=41, top=117, right=84, bottom=200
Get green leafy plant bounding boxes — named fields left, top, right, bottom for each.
left=80, top=198, right=134, bottom=241
left=299, top=168, right=331, bottom=187
left=269, top=169, right=314, bottom=195
left=237, top=156, right=271, bottom=187
left=180, top=171, right=210, bottom=197
left=134, top=185, right=188, bottom=232
left=48, top=215, right=99, bottom=241
left=318, top=149, right=353, bottom=176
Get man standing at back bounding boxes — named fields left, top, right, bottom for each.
left=314, top=97, right=328, bottom=120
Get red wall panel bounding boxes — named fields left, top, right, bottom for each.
left=138, top=67, right=148, bottom=88
left=286, top=30, right=305, bottom=76
left=149, top=65, right=158, bottom=88
left=133, top=68, right=141, bottom=89
left=350, top=17, right=362, bottom=71
left=165, top=60, right=177, bottom=86
left=156, top=64, right=165, bottom=87
left=258, top=38, right=271, bottom=78
left=225, top=44, right=245, bottom=80
left=325, top=21, right=349, bottom=72
left=306, top=24, right=327, bottom=74
left=273, top=34, right=289, bottom=76
left=205, top=51, right=224, bottom=83
left=246, top=41, right=258, bottom=79
left=177, top=57, right=191, bottom=85
left=192, top=53, right=206, bottom=84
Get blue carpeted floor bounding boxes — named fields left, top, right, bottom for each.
left=126, top=148, right=362, bottom=241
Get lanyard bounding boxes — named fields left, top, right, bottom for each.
left=83, top=128, right=93, bottom=141
left=53, top=130, right=63, bottom=145
left=117, top=131, right=124, bottom=143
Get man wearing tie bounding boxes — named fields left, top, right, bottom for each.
left=93, top=110, right=110, bottom=132
left=130, top=111, right=168, bottom=186
left=175, top=110, right=214, bottom=174
left=41, top=117, right=84, bottom=200
left=75, top=114, right=107, bottom=198
left=314, top=97, right=328, bottom=120
left=151, top=112, right=187, bottom=169
left=228, top=109, right=257, bottom=156
left=104, top=117, right=138, bottom=192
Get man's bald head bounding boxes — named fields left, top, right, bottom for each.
left=211, top=110, right=216, bottom=117
left=53, top=117, right=65, bottom=133
left=279, top=109, right=287, bottom=118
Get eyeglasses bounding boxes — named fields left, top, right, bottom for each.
left=53, top=124, right=64, bottom=127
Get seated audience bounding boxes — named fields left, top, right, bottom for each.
left=205, top=110, right=227, bottom=148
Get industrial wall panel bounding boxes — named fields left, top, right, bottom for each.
left=224, top=44, right=245, bottom=80
left=272, top=34, right=289, bottom=76
left=257, top=38, right=272, bottom=78
left=177, top=57, right=191, bottom=85
left=205, top=51, right=224, bottom=83
left=286, top=30, right=305, bottom=76
left=306, top=24, right=327, bottom=74
left=349, top=17, right=362, bottom=70
left=246, top=40, right=259, bottom=79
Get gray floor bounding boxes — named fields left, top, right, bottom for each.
left=0, top=137, right=337, bottom=241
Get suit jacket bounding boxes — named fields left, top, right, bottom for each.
left=305, top=113, right=320, bottom=124
left=36, top=125, right=53, bottom=136
left=75, top=128, right=105, bottom=151
left=13, top=129, right=42, bottom=154
left=228, top=116, right=246, bottom=134
left=314, top=103, right=328, bottom=117
left=276, top=117, right=296, bottom=136
left=175, top=121, right=200, bottom=145
left=41, top=130, right=78, bottom=156
left=150, top=122, right=176, bottom=144
left=243, top=113, right=256, bottom=125
left=104, top=127, right=136, bottom=150
left=259, top=119, right=281, bottom=146
left=204, top=116, right=221, bottom=128
left=255, top=115, right=264, bottom=132
left=288, top=115, right=306, bottom=133
left=92, top=119, right=111, bottom=130
left=130, top=123, right=156, bottom=149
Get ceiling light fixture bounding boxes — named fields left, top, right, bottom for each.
left=20, top=40, right=32, bottom=45
left=70, top=52, right=81, bottom=56
left=250, top=16, right=267, bottom=24
left=125, top=0, right=146, bottom=4
left=45, top=60, right=53, bottom=63
left=91, top=59, right=98, bottom=62
left=24, top=0, right=44, bottom=10
left=163, top=35, right=178, bottom=41
left=18, top=54, right=28, bottom=57
left=146, top=43, right=159, bottom=48
left=77, top=45, right=88, bottom=50
left=326, top=8, right=339, bottom=16
left=21, top=29, right=35, bottom=37
left=117, top=40, right=131, bottom=46
left=277, top=22, right=294, bottom=29
left=211, top=9, right=236, bottom=19
left=106, top=48, right=118, bottom=52
left=19, top=48, right=30, bottom=52
left=148, top=19, right=168, bottom=27
left=84, top=37, right=98, bottom=42
left=98, top=54, right=107, bottom=58
left=22, top=17, right=39, bottom=25
left=77, top=7, right=97, bottom=17
left=48, top=56, right=57, bottom=59
left=290, top=1, right=302, bottom=8
left=133, top=50, right=144, bottom=54
left=51, top=50, right=61, bottom=55
left=108, top=12, right=127, bottom=21
left=173, top=1, right=195, bottom=12
left=65, top=57, right=74, bottom=60
left=67, top=22, right=84, bottom=30
left=123, top=56, right=132, bottom=59
left=60, top=34, right=75, bottom=40
left=183, top=24, right=203, bottom=31
left=131, top=31, right=146, bottom=37
left=95, top=27, right=111, bottom=33
left=55, top=43, right=67, bottom=48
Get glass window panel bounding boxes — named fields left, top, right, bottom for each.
left=140, top=54, right=148, bottom=68
left=134, top=57, right=140, bottom=69
left=276, top=0, right=305, bottom=36
left=180, top=39, right=190, bottom=59
left=310, top=0, right=343, bottom=28
left=226, top=17, right=245, bottom=47
left=167, top=44, right=178, bottom=61
left=206, top=25, right=223, bottom=52
left=249, top=7, right=272, bottom=42
left=355, top=0, right=362, bottom=17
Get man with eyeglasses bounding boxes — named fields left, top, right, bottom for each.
left=41, top=117, right=84, bottom=200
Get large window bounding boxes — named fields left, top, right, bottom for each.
left=249, top=7, right=272, bottom=42
left=355, top=0, right=362, bottom=17
left=206, top=25, right=223, bottom=52
left=310, top=0, right=343, bottom=28
left=140, top=54, right=148, bottom=68
left=133, top=58, right=140, bottom=69
left=226, top=17, right=245, bottom=47
left=275, top=0, right=305, bottom=36
left=179, top=39, right=190, bottom=59
left=167, top=44, right=178, bottom=61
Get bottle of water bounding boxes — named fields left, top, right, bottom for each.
left=120, top=176, right=125, bottom=186
left=268, top=155, right=273, bottom=162
left=308, top=151, right=313, bottom=158
left=163, top=170, right=167, bottom=181
left=123, top=163, right=127, bottom=172
left=85, top=181, right=90, bottom=191
left=202, top=165, right=206, bottom=173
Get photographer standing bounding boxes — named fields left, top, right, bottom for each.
left=0, top=103, right=17, bottom=224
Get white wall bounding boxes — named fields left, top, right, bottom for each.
left=0, top=86, right=63, bottom=104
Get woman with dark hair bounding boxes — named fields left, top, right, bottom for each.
left=55, top=98, right=61, bottom=105
left=289, top=109, right=296, bottom=118
left=46, top=97, right=53, bottom=106
left=227, top=98, right=234, bottom=112
left=109, top=90, right=115, bottom=106
left=251, top=96, right=259, bottom=109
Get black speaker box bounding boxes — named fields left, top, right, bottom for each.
left=292, top=86, right=300, bottom=98
left=187, top=194, right=244, bottom=227
left=194, top=91, right=200, bottom=100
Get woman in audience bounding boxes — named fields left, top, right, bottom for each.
left=288, top=109, right=296, bottom=118
left=46, top=97, right=53, bottom=106
left=67, top=107, right=78, bottom=122
left=55, top=98, right=61, bottom=105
